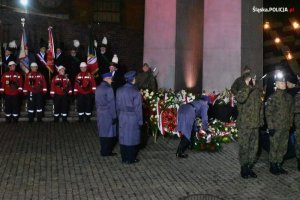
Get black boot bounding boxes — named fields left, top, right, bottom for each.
left=5, top=116, right=11, bottom=123
left=85, top=115, right=91, bottom=122
left=298, top=159, right=300, bottom=171
left=37, top=112, right=43, bottom=122
left=241, top=165, right=250, bottom=179
left=78, top=115, right=84, bottom=122
left=176, top=140, right=188, bottom=158
left=270, top=162, right=280, bottom=175
left=62, top=116, right=68, bottom=123
left=54, top=116, right=59, bottom=123
left=28, top=113, right=34, bottom=123
left=277, top=163, right=288, bottom=174
left=248, top=164, right=257, bottom=178
left=12, top=117, right=18, bottom=123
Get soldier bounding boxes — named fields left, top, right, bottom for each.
left=97, top=37, right=113, bottom=75
left=110, top=54, right=125, bottom=94
left=95, top=72, right=117, bottom=156
left=116, top=71, right=143, bottom=164
left=23, top=62, right=47, bottom=122
left=231, top=66, right=252, bottom=95
left=135, top=63, right=157, bottom=91
left=176, top=97, right=209, bottom=158
left=74, top=62, right=96, bottom=122
left=265, top=72, right=294, bottom=175
left=50, top=65, right=72, bottom=122
left=236, top=73, right=264, bottom=178
left=0, top=61, right=23, bottom=122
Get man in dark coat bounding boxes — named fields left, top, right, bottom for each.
left=35, top=41, right=50, bottom=85
left=1, top=48, right=15, bottom=75
left=116, top=71, right=143, bottom=164
left=176, top=97, right=209, bottom=158
left=110, top=55, right=125, bottom=94
left=97, top=37, right=113, bottom=75
left=95, top=72, right=117, bottom=156
left=136, top=63, right=157, bottom=91
left=54, top=46, right=65, bottom=68
left=65, top=49, right=81, bottom=85
left=236, top=73, right=264, bottom=178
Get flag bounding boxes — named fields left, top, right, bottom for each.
left=87, top=28, right=99, bottom=75
left=46, top=26, right=55, bottom=73
left=0, top=42, right=2, bottom=76
left=19, top=25, right=30, bottom=71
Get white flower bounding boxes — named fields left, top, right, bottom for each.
left=150, top=91, right=154, bottom=96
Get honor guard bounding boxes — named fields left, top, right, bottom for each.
left=74, top=62, right=96, bottom=122
left=50, top=65, right=72, bottom=122
left=0, top=61, right=23, bottom=122
left=23, top=62, right=47, bottom=122
left=96, top=72, right=117, bottom=156
left=116, top=71, right=143, bottom=164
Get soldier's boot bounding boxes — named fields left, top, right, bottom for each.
left=62, top=116, right=68, bottom=123
left=248, top=164, right=257, bottom=178
left=240, top=165, right=250, bottom=179
left=5, top=116, right=11, bottom=123
left=78, top=115, right=84, bottom=123
left=269, top=162, right=280, bottom=175
left=297, top=159, right=300, bottom=171
left=37, top=113, right=43, bottom=122
left=277, top=163, right=288, bottom=174
left=176, top=141, right=188, bottom=158
left=54, top=116, right=59, bottom=123
left=28, top=113, right=34, bottom=123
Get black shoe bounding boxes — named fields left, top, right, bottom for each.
left=62, top=118, right=69, bottom=123
left=54, top=117, right=59, bottom=123
left=176, top=153, right=188, bottom=158
left=78, top=116, right=84, bottom=123
left=277, top=163, right=288, bottom=174
left=241, top=165, right=250, bottom=179
left=248, top=164, right=257, bottom=178
left=85, top=116, right=91, bottom=122
left=297, top=159, right=300, bottom=171
left=12, top=117, right=18, bottom=123
left=126, top=159, right=139, bottom=164
left=5, top=117, right=11, bottom=123
left=270, top=162, right=280, bottom=175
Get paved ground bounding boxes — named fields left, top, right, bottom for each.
left=0, top=122, right=299, bottom=200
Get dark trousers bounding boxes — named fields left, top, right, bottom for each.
left=4, top=94, right=20, bottom=118
left=100, top=137, right=117, bottom=156
left=54, top=94, right=68, bottom=118
left=27, top=93, right=43, bottom=121
left=176, top=136, right=190, bottom=155
left=77, top=94, right=92, bottom=117
left=120, top=145, right=138, bottom=163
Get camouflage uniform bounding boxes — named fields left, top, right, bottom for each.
left=294, top=92, right=300, bottom=167
left=135, top=71, right=157, bottom=91
left=236, top=86, right=263, bottom=167
left=265, top=89, right=294, bottom=165
left=231, top=76, right=247, bottom=95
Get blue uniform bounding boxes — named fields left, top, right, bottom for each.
left=176, top=100, right=209, bottom=158
left=95, top=81, right=117, bottom=156
left=116, top=82, right=143, bottom=163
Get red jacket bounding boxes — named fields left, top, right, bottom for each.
left=0, top=70, right=23, bottom=95
left=74, top=72, right=96, bottom=95
left=50, top=74, right=72, bottom=96
left=23, top=72, right=47, bottom=95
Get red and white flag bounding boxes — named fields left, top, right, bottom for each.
left=46, top=26, right=55, bottom=73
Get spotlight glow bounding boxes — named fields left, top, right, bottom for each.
left=274, top=37, right=281, bottom=44
left=276, top=71, right=283, bottom=79
left=293, top=21, right=299, bottom=29
left=264, top=22, right=270, bottom=30
left=20, top=0, right=28, bottom=6
left=286, top=52, right=293, bottom=60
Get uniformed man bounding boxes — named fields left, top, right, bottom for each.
left=236, top=72, right=264, bottom=178
left=135, top=63, right=157, bottom=91
left=35, top=39, right=51, bottom=86
left=74, top=62, right=96, bottom=122
left=96, top=72, right=117, bottom=156
left=0, top=61, right=23, bottom=122
left=231, top=66, right=252, bottom=95
left=54, top=45, right=65, bottom=68
left=116, top=71, right=143, bottom=164
left=1, top=48, right=15, bottom=74
left=65, top=48, right=81, bottom=85
left=265, top=72, right=294, bottom=175
left=23, top=62, right=47, bottom=122
left=176, top=97, right=209, bottom=158
left=110, top=54, right=125, bottom=94
left=50, top=65, right=72, bottom=122
left=97, top=37, right=113, bottom=75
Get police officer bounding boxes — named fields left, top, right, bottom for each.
left=74, top=62, right=96, bottom=122
left=176, top=97, right=209, bottom=158
left=116, top=71, right=143, bottom=164
left=236, top=73, right=264, bottom=178
left=23, top=62, right=47, bottom=122
left=266, top=73, right=294, bottom=175
left=0, top=61, right=23, bottom=122
left=50, top=65, right=72, bottom=122
left=96, top=71, right=117, bottom=156
left=135, top=63, right=157, bottom=91
left=231, top=66, right=252, bottom=95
